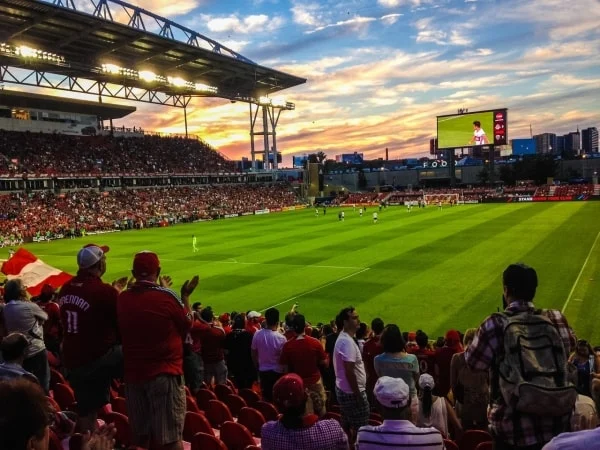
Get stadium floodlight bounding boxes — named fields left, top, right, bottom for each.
left=16, top=45, right=37, bottom=58
left=167, top=76, right=190, bottom=88
left=258, top=96, right=272, bottom=106
left=271, top=96, right=287, bottom=108
left=194, top=83, right=218, bottom=94
left=101, top=63, right=122, bottom=74
left=139, top=71, right=158, bottom=82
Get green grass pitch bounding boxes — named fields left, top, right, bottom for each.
left=437, top=112, right=493, bottom=149
left=14, top=202, right=600, bottom=343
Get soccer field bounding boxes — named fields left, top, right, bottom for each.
left=438, top=112, right=493, bottom=148
left=15, top=202, right=600, bottom=343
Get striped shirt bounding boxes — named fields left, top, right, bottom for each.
left=357, top=420, right=443, bottom=449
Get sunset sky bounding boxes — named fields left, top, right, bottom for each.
left=42, top=0, right=600, bottom=164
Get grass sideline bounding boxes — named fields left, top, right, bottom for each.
left=14, top=202, right=600, bottom=343
left=438, top=112, right=493, bottom=148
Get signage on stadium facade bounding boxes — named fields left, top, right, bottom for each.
left=422, top=160, right=448, bottom=168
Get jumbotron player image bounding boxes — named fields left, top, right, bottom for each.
left=468, top=120, right=489, bottom=145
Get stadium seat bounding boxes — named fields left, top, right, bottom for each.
left=214, top=383, right=234, bottom=402
left=321, top=411, right=342, bottom=424
left=196, top=388, right=218, bottom=411
left=187, top=395, right=202, bottom=414
left=244, top=446, right=261, bottom=450
left=237, top=407, right=266, bottom=437
left=190, top=432, right=228, bottom=450
left=183, top=412, right=215, bottom=441
left=369, top=412, right=383, bottom=422
left=47, top=395, right=61, bottom=412
left=226, top=378, right=238, bottom=393
left=443, top=439, right=459, bottom=450
left=475, top=443, right=493, bottom=450
left=254, top=401, right=279, bottom=422
left=238, top=388, right=260, bottom=407
left=368, top=418, right=383, bottom=426
left=224, top=394, right=247, bottom=417
left=458, top=429, right=493, bottom=450
left=111, top=397, right=128, bottom=415
left=49, top=368, right=66, bottom=389
left=104, top=412, right=132, bottom=448
left=219, top=421, right=256, bottom=450
left=53, top=383, right=76, bottom=411
left=206, top=400, right=234, bottom=429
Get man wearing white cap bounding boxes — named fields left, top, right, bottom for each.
left=58, top=244, right=127, bottom=432
left=356, top=376, right=443, bottom=449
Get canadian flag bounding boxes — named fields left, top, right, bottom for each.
left=1, top=249, right=73, bottom=296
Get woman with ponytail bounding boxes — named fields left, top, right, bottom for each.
left=416, top=374, right=462, bottom=439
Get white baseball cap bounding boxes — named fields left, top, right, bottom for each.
left=374, top=376, right=410, bottom=409
left=247, top=311, right=261, bottom=319
left=419, top=373, right=435, bottom=390
left=77, top=244, right=109, bottom=269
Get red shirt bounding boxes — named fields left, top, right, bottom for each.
left=189, top=319, right=203, bottom=354
left=58, top=274, right=119, bottom=369
left=362, top=335, right=383, bottom=388
left=38, top=301, right=62, bottom=341
left=196, top=320, right=226, bottom=364
left=280, top=335, right=328, bottom=385
left=435, top=346, right=459, bottom=396
left=117, top=281, right=191, bottom=383
left=411, top=347, right=437, bottom=376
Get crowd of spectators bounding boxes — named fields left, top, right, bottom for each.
left=0, top=131, right=235, bottom=175
left=0, top=184, right=299, bottom=238
left=1, top=251, right=599, bottom=450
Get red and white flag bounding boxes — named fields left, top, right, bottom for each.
left=1, top=248, right=73, bottom=296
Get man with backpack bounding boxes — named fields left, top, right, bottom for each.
left=466, top=263, right=577, bottom=450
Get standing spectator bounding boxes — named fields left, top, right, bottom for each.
left=333, top=306, right=369, bottom=442
left=185, top=311, right=204, bottom=395
left=374, top=324, right=419, bottom=422
left=2, top=279, right=49, bottom=392
left=32, top=284, right=62, bottom=357
left=117, top=251, right=199, bottom=450
left=434, top=329, right=463, bottom=398
left=416, top=374, right=462, bottom=439
left=197, top=306, right=227, bottom=385
left=323, top=318, right=341, bottom=403
left=362, top=318, right=384, bottom=406
left=411, top=330, right=437, bottom=375
left=225, top=314, right=256, bottom=389
left=246, top=311, right=262, bottom=334
left=356, top=323, right=368, bottom=353
left=58, top=244, right=125, bottom=432
left=261, top=373, right=349, bottom=450
left=0, top=332, right=39, bottom=383
left=356, top=376, right=444, bottom=450
left=450, top=328, right=489, bottom=430
left=252, top=307, right=286, bottom=401
left=280, top=314, right=329, bottom=416
left=466, top=263, right=577, bottom=450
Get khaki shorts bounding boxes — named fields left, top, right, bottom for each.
left=125, top=374, right=186, bottom=446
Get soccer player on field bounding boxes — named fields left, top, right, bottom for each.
left=468, top=120, right=489, bottom=146
left=359, top=208, right=363, bottom=217
left=373, top=212, right=378, bottom=223
left=192, top=235, right=198, bottom=253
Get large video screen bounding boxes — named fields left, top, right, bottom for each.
left=437, top=109, right=507, bottom=150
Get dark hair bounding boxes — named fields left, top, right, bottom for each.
left=280, top=404, right=307, bottom=429
left=381, top=325, right=406, bottom=353
left=503, top=263, right=538, bottom=302
left=371, top=318, right=384, bottom=335
left=421, top=386, right=433, bottom=419
left=233, top=314, right=245, bottom=330
left=402, top=331, right=409, bottom=343
left=4, top=279, right=25, bottom=302
left=311, top=328, right=321, bottom=339
left=192, top=302, right=202, bottom=311
left=473, top=120, right=481, bottom=127
left=200, top=306, right=214, bottom=322
left=435, top=337, right=445, bottom=348
left=356, top=322, right=368, bottom=340
left=416, top=330, right=429, bottom=348
left=336, top=306, right=355, bottom=328
left=0, top=379, right=52, bottom=450
left=265, top=308, right=279, bottom=327
left=322, top=324, right=334, bottom=336
left=1, top=333, right=28, bottom=362
left=285, top=312, right=296, bottom=328
left=292, top=314, right=306, bottom=334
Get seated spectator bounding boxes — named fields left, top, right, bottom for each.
left=374, top=324, right=419, bottom=421
left=450, top=328, right=489, bottom=430
left=2, top=279, right=49, bottom=393
left=225, top=314, right=256, bottom=389
left=416, top=374, right=462, bottom=439
left=356, top=376, right=443, bottom=449
left=261, top=373, right=349, bottom=450
left=0, top=333, right=39, bottom=383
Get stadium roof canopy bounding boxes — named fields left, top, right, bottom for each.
left=0, top=0, right=306, bottom=107
left=0, top=89, right=135, bottom=118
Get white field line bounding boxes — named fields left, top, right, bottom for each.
left=562, top=230, right=600, bottom=314
left=261, top=267, right=371, bottom=312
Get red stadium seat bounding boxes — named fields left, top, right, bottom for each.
left=187, top=395, right=202, bottom=414
left=104, top=412, right=132, bottom=448
left=196, top=388, right=218, bottom=411
left=53, top=383, right=76, bottom=411
left=244, top=446, right=261, bottom=450
left=254, top=401, right=279, bottom=422
left=458, top=430, right=493, bottom=450
left=190, top=432, right=228, bottom=450
left=368, top=418, right=383, bottom=426
left=369, top=412, right=383, bottom=422
left=206, top=400, right=234, bottom=429
left=49, top=368, right=66, bottom=390
left=111, top=397, right=128, bottom=415
left=47, top=395, right=61, bottom=413
left=238, top=388, right=260, bottom=407
left=475, top=443, right=493, bottom=450
left=183, top=412, right=215, bottom=441
left=219, top=421, right=256, bottom=450
left=321, top=411, right=342, bottom=424
left=444, top=439, right=459, bottom=450
left=214, top=384, right=234, bottom=402
left=224, top=394, right=247, bottom=417
left=237, top=407, right=266, bottom=437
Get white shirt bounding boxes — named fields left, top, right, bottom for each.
left=251, top=328, right=287, bottom=373
left=357, top=420, right=443, bottom=450
left=373, top=213, right=378, bottom=219
left=473, top=128, right=486, bottom=145
left=542, top=427, right=600, bottom=450
left=334, top=331, right=366, bottom=393
left=417, top=396, right=448, bottom=438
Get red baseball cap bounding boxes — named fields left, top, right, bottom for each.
left=273, top=373, right=306, bottom=412
left=219, top=313, right=231, bottom=323
left=133, top=251, right=160, bottom=276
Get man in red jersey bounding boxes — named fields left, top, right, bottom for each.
left=58, top=244, right=126, bottom=432
left=117, top=251, right=199, bottom=450
left=410, top=330, right=437, bottom=376
left=362, top=318, right=384, bottom=405
left=280, top=314, right=329, bottom=416
left=196, top=306, right=227, bottom=385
